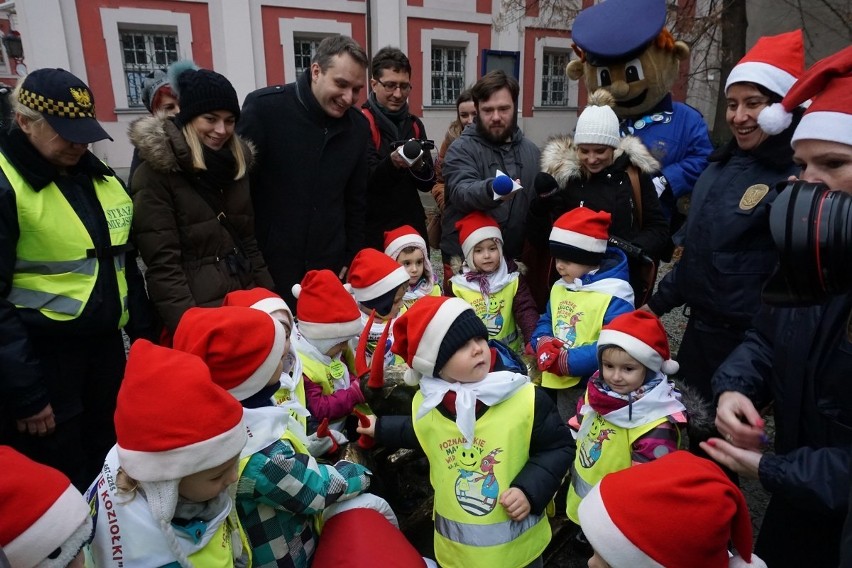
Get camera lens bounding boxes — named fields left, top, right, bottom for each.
left=764, top=181, right=852, bottom=305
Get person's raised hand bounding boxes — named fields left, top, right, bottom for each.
left=715, top=391, right=767, bottom=451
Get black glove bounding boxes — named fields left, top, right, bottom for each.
left=533, top=172, right=559, bottom=198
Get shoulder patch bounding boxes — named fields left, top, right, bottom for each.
left=739, top=184, right=770, bottom=210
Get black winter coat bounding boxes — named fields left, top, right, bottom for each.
left=376, top=384, right=573, bottom=515
left=362, top=98, right=435, bottom=249
left=238, top=72, right=369, bottom=304
left=648, top=118, right=800, bottom=325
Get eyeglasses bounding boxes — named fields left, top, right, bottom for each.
left=375, top=78, right=413, bottom=94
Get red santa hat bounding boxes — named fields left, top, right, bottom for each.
left=391, top=296, right=487, bottom=385
left=579, top=451, right=766, bottom=568
left=597, top=310, right=679, bottom=375
left=173, top=306, right=286, bottom=401
left=760, top=44, right=852, bottom=144
left=0, top=447, right=92, bottom=568
left=222, top=287, right=293, bottom=328
left=292, top=269, right=362, bottom=342
left=455, top=211, right=503, bottom=265
left=549, top=207, right=611, bottom=266
left=115, top=340, right=246, bottom=522
left=348, top=248, right=409, bottom=304
left=384, top=225, right=427, bottom=258
left=725, top=29, right=804, bottom=99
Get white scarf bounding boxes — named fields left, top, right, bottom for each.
left=417, top=371, right=530, bottom=448
left=240, top=406, right=310, bottom=459
left=274, top=342, right=310, bottom=418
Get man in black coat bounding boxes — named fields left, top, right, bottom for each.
left=239, top=36, right=370, bottom=306
left=361, top=46, right=435, bottom=249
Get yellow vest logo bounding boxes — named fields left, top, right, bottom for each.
left=441, top=435, right=504, bottom=517
left=578, top=414, right=616, bottom=469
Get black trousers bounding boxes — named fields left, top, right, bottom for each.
left=675, top=317, right=747, bottom=403
left=756, top=494, right=842, bottom=567
left=2, top=330, right=125, bottom=491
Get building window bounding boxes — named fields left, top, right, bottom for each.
left=119, top=29, right=179, bottom=108
left=541, top=50, right=569, bottom=107
left=294, top=37, right=324, bottom=78
left=431, top=46, right=465, bottom=106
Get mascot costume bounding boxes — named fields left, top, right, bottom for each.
left=565, top=0, right=713, bottom=232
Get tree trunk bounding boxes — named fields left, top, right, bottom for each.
left=712, top=0, right=748, bottom=143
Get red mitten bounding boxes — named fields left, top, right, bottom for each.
left=535, top=337, right=564, bottom=372
left=353, top=409, right=375, bottom=449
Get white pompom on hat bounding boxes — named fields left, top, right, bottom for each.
left=725, top=29, right=804, bottom=99
left=760, top=44, right=852, bottom=144
left=292, top=269, right=363, bottom=343
left=574, top=89, right=620, bottom=148
left=579, top=451, right=766, bottom=568
left=0, top=446, right=93, bottom=568
left=597, top=310, right=679, bottom=375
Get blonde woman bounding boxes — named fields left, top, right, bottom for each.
left=130, top=61, right=274, bottom=335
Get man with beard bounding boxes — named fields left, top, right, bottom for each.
left=439, top=70, right=541, bottom=285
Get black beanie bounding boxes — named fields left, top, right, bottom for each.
left=549, top=241, right=604, bottom=267
left=360, top=286, right=401, bottom=318
left=173, top=68, right=240, bottom=126
left=433, top=309, right=488, bottom=376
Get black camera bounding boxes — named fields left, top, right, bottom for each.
left=763, top=181, right=852, bottom=306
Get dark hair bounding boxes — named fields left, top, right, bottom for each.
left=400, top=245, right=420, bottom=255
left=728, top=81, right=784, bottom=105
left=371, top=46, right=411, bottom=79
left=313, top=35, right=368, bottom=72
left=470, top=70, right=519, bottom=108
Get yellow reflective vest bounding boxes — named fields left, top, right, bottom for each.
left=452, top=278, right=521, bottom=351
left=541, top=284, right=611, bottom=389
left=412, top=383, right=550, bottom=568
left=299, top=348, right=371, bottom=416
left=2, top=151, right=131, bottom=326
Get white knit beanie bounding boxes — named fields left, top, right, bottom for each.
left=574, top=89, right=620, bottom=148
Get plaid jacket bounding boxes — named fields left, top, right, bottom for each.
left=236, top=439, right=371, bottom=568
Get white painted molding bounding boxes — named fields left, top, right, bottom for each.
left=533, top=35, right=578, bottom=108
left=420, top=28, right=478, bottom=107
left=279, top=17, right=351, bottom=84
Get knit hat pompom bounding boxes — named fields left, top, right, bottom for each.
left=574, top=89, right=620, bottom=148
left=586, top=88, right=615, bottom=108
left=757, top=102, right=794, bottom=135
left=598, top=311, right=678, bottom=375
left=169, top=60, right=240, bottom=126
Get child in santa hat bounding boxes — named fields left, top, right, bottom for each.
left=448, top=211, right=538, bottom=353
left=357, top=296, right=573, bottom=568
left=565, top=310, right=688, bottom=528
left=578, top=451, right=766, bottom=568
left=172, top=306, right=371, bottom=568
left=347, top=248, right=410, bottom=369
left=291, top=270, right=366, bottom=431
left=531, top=208, right=634, bottom=400
left=86, top=340, right=248, bottom=567
left=222, top=287, right=309, bottom=429
left=383, top=225, right=442, bottom=315
left=0, top=446, right=92, bottom=568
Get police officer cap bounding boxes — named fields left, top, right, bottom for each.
left=17, top=68, right=112, bottom=144
left=572, top=0, right=666, bottom=67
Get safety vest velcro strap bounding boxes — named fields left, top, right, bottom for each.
left=15, top=258, right=96, bottom=276
left=570, top=469, right=594, bottom=498
left=86, top=242, right=134, bottom=259
left=435, top=512, right=542, bottom=547
left=8, top=288, right=84, bottom=316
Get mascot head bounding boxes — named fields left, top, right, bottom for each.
left=566, top=0, right=689, bottom=119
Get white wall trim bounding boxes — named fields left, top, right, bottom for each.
left=279, top=17, right=351, bottom=84
left=99, top=7, right=193, bottom=112
left=252, top=0, right=364, bottom=13
left=420, top=28, right=478, bottom=107
left=533, top=36, right=578, bottom=109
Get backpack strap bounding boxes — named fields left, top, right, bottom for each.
left=626, top=165, right=643, bottom=229
left=360, top=107, right=382, bottom=150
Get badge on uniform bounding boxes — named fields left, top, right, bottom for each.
left=739, top=184, right=770, bottom=210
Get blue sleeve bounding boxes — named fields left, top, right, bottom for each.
left=531, top=300, right=554, bottom=349
left=662, top=111, right=712, bottom=199
left=759, top=445, right=851, bottom=515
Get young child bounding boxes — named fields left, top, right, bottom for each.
left=86, top=340, right=248, bottom=567
left=578, top=451, right=766, bottom=568
left=448, top=211, right=538, bottom=352
left=0, top=446, right=92, bottom=568
left=172, top=306, right=372, bottom=568
left=222, top=287, right=309, bottom=429
left=358, top=296, right=573, bottom=568
left=383, top=224, right=442, bottom=314
left=347, top=247, right=410, bottom=368
left=566, top=310, right=687, bottom=525
left=531, top=208, right=634, bottom=396
left=291, top=270, right=366, bottom=430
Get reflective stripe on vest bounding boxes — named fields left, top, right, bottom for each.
left=412, top=383, right=549, bottom=567
left=2, top=151, right=131, bottom=326
left=541, top=285, right=611, bottom=389
left=452, top=278, right=521, bottom=351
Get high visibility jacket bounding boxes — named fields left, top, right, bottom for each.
left=2, top=151, right=131, bottom=326
left=452, top=278, right=521, bottom=351
left=412, top=383, right=549, bottom=568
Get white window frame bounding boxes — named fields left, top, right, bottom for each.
left=117, top=29, right=180, bottom=109
left=279, top=18, right=351, bottom=84
left=100, top=7, right=192, bottom=113
left=534, top=37, right=578, bottom=109
left=421, top=29, right=478, bottom=108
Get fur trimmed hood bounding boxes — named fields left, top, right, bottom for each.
left=128, top=114, right=255, bottom=174
left=540, top=134, right=659, bottom=188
